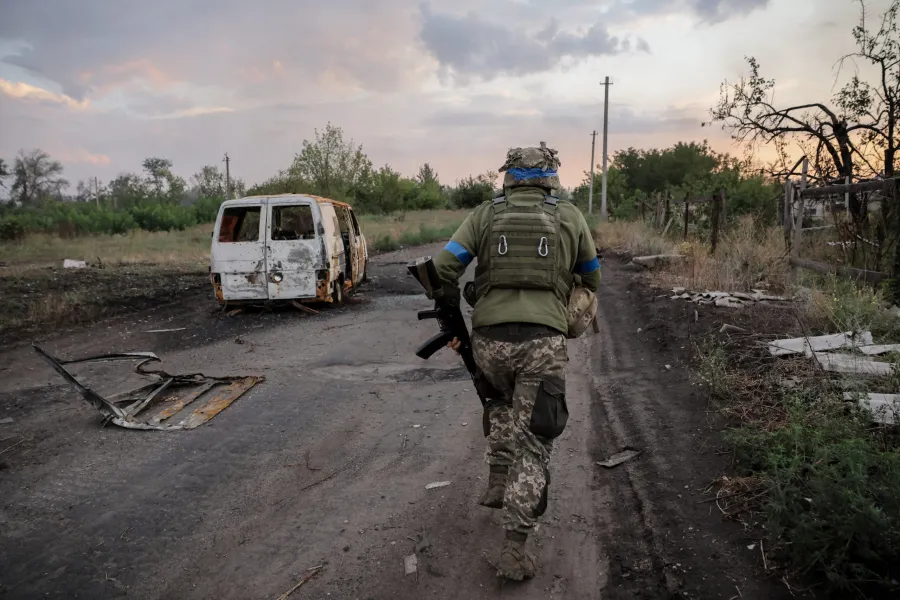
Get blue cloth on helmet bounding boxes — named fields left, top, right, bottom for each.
left=575, top=256, right=600, bottom=274
left=444, top=240, right=474, bottom=266
left=507, top=167, right=558, bottom=181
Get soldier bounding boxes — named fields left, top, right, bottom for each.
left=433, top=142, right=600, bottom=580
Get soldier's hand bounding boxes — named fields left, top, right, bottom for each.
left=447, top=337, right=462, bottom=353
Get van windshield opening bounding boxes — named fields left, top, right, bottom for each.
left=272, top=205, right=315, bottom=240
left=218, top=206, right=261, bottom=242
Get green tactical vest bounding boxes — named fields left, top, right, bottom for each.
left=473, top=194, right=574, bottom=304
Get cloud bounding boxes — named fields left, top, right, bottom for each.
left=607, top=0, right=771, bottom=24
left=419, top=4, right=642, bottom=80
left=57, top=149, right=111, bottom=166
left=0, top=78, right=90, bottom=110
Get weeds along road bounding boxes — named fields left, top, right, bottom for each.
left=0, top=243, right=792, bottom=600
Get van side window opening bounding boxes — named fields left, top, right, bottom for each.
left=218, top=207, right=261, bottom=242
left=337, top=209, right=351, bottom=234
left=272, top=205, right=315, bottom=240
left=349, top=210, right=361, bottom=236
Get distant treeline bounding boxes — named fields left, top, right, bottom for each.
left=0, top=124, right=778, bottom=240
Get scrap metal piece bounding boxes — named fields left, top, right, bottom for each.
left=33, top=344, right=263, bottom=431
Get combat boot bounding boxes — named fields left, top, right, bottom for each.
left=478, top=466, right=507, bottom=509
left=497, top=531, right=537, bottom=581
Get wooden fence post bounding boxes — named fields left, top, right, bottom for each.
left=710, top=192, right=721, bottom=254
left=664, top=191, right=671, bottom=228
left=784, top=179, right=794, bottom=247
left=792, top=158, right=808, bottom=259
left=720, top=189, right=727, bottom=225
left=683, top=198, right=690, bottom=240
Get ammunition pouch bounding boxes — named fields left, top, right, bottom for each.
left=529, top=375, right=568, bottom=440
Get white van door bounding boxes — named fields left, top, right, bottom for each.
left=212, top=200, right=269, bottom=301
left=265, top=198, right=322, bottom=300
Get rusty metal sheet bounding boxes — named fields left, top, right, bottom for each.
left=33, top=344, right=264, bottom=431
left=177, top=377, right=261, bottom=429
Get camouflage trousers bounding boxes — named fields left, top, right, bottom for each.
left=472, top=327, right=568, bottom=535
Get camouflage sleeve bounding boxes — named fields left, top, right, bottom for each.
left=573, top=210, right=600, bottom=292
left=433, top=207, right=481, bottom=305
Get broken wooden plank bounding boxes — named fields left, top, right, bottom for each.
left=631, top=254, right=684, bottom=268
left=788, top=257, right=889, bottom=284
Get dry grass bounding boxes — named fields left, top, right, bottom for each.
left=0, top=210, right=468, bottom=273
left=0, top=225, right=213, bottom=270
left=598, top=217, right=790, bottom=293
left=595, top=220, right=678, bottom=256
left=359, top=209, right=468, bottom=242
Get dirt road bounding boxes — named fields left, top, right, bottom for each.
left=0, top=244, right=793, bottom=599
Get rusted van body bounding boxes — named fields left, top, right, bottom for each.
left=210, top=194, right=367, bottom=305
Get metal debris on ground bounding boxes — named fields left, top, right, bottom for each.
left=425, top=481, right=451, bottom=490
left=670, top=288, right=792, bottom=309
left=596, top=448, right=642, bottom=468
left=291, top=300, right=319, bottom=315
left=404, top=554, right=418, bottom=576
left=144, top=327, right=186, bottom=333
left=720, top=324, right=747, bottom=334
left=843, top=393, right=900, bottom=425
left=0, top=417, right=13, bottom=425
left=33, top=344, right=263, bottom=431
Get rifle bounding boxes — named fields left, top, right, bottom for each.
left=407, top=256, right=495, bottom=408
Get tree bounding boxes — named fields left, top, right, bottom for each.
left=707, top=1, right=900, bottom=223
left=452, top=172, right=496, bottom=208
left=11, top=149, right=68, bottom=204
left=0, top=158, right=9, bottom=189
left=416, top=163, right=440, bottom=186
left=192, top=165, right=226, bottom=198
left=107, top=173, right=150, bottom=209
left=289, top=122, right=373, bottom=200
left=142, top=157, right=174, bottom=195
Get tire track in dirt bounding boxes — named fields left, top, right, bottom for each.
left=588, top=258, right=794, bottom=600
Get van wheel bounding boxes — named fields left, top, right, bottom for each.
left=332, top=281, right=343, bottom=304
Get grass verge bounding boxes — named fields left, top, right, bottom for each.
left=596, top=216, right=790, bottom=293
left=694, top=278, right=900, bottom=598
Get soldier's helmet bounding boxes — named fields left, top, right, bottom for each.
left=498, top=142, right=561, bottom=192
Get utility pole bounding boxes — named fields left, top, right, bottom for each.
left=588, top=130, right=597, bottom=214
left=223, top=153, right=232, bottom=200
left=600, top=76, right=613, bottom=221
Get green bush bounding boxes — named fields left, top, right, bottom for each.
left=0, top=216, right=26, bottom=241
left=372, top=234, right=400, bottom=252
left=729, top=394, right=900, bottom=596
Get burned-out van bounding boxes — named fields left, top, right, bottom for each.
left=209, top=194, right=367, bottom=305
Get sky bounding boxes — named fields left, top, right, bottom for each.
left=0, top=0, right=888, bottom=190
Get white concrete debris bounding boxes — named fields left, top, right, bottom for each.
left=670, top=288, right=791, bottom=308
left=768, top=332, right=874, bottom=357
left=63, top=259, right=87, bottom=269
left=814, top=352, right=893, bottom=376
left=404, top=554, right=418, bottom=576
left=858, top=344, right=900, bottom=356
left=843, top=393, right=900, bottom=425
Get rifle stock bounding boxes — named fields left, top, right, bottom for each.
left=407, top=256, right=498, bottom=407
